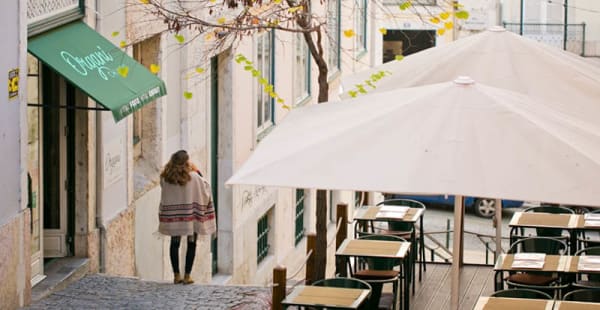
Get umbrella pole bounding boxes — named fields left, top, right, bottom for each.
left=450, top=195, right=464, bottom=310
left=495, top=199, right=503, bottom=261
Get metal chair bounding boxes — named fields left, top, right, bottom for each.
left=505, top=236, right=569, bottom=298
left=490, top=288, right=552, bottom=299
left=376, top=199, right=426, bottom=285
left=352, top=234, right=408, bottom=310
left=579, top=209, right=600, bottom=250
left=562, top=288, right=600, bottom=302
left=312, top=277, right=373, bottom=310
left=572, top=246, right=600, bottom=289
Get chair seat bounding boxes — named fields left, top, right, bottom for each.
left=506, top=273, right=558, bottom=286
left=354, top=269, right=399, bottom=280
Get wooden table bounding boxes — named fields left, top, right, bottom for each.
left=336, top=238, right=411, bottom=310
left=554, top=300, right=600, bottom=310
left=508, top=212, right=582, bottom=254
left=354, top=205, right=425, bottom=290
left=473, top=297, right=553, bottom=310
left=281, top=285, right=370, bottom=309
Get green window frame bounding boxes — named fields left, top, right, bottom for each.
left=355, top=0, right=367, bottom=55
left=327, top=0, right=341, bottom=75
left=295, top=189, right=305, bottom=245
left=256, top=31, right=275, bottom=133
left=294, top=33, right=311, bottom=105
left=257, top=212, right=270, bottom=264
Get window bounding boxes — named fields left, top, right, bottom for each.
left=294, top=33, right=310, bottom=104
left=295, top=189, right=305, bottom=245
left=256, top=31, right=275, bottom=132
left=355, top=0, right=367, bottom=54
left=327, top=0, right=341, bottom=74
left=257, top=212, right=270, bottom=264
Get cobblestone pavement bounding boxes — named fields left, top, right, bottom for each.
left=24, top=274, right=272, bottom=310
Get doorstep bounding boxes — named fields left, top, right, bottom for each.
left=31, top=257, right=89, bottom=302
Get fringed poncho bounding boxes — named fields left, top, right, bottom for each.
left=158, top=172, right=216, bottom=236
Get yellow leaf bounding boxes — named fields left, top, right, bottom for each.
left=288, top=6, right=303, bottom=13
left=174, top=34, right=185, bottom=43
left=437, top=28, right=446, bottom=36
left=273, top=0, right=282, bottom=3
left=139, top=0, right=149, bottom=3
left=379, top=28, right=387, bottom=35
left=217, top=17, right=226, bottom=24
left=195, top=67, right=205, bottom=74
left=394, top=55, right=404, bottom=61
left=119, top=41, right=126, bottom=48
left=282, top=104, right=290, bottom=110
left=150, top=64, right=160, bottom=74
left=111, top=31, right=120, bottom=37
left=117, top=66, right=129, bottom=78
left=440, top=12, right=450, bottom=20
left=183, top=92, right=193, bottom=100
left=444, top=22, right=453, bottom=30
left=209, top=0, right=216, bottom=2
left=455, top=10, right=470, bottom=19
left=343, top=29, right=355, bottom=38
left=204, top=33, right=214, bottom=41
left=399, top=1, right=412, bottom=10
left=430, top=17, right=440, bottom=24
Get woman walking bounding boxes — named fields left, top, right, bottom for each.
left=159, top=150, right=216, bottom=284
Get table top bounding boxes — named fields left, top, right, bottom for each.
left=354, top=205, right=424, bottom=222
left=555, top=300, right=600, bottom=310
left=494, top=254, right=600, bottom=274
left=509, top=212, right=580, bottom=229
left=473, top=297, right=553, bottom=310
left=281, top=285, right=371, bottom=309
left=336, top=238, right=411, bottom=259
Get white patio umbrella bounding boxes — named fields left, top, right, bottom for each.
left=227, top=77, right=600, bottom=309
left=341, top=27, right=600, bottom=127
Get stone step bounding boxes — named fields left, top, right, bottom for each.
left=31, top=257, right=89, bottom=302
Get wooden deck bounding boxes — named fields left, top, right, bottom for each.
left=407, top=263, right=495, bottom=310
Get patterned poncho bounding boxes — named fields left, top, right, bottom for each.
left=158, top=172, right=216, bottom=236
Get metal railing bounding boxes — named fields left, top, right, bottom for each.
left=503, top=22, right=587, bottom=56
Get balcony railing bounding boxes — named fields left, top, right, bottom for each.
left=28, top=0, right=84, bottom=37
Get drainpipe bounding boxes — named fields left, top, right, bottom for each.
left=93, top=0, right=106, bottom=274
left=563, top=0, right=568, bottom=51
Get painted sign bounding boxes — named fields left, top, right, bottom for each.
left=60, top=46, right=117, bottom=80
left=8, top=69, right=19, bottom=99
left=103, top=138, right=123, bottom=188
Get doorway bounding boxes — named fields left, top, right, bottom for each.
left=382, top=30, right=436, bottom=63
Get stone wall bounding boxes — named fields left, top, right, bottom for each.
left=0, top=211, right=31, bottom=309
left=104, top=207, right=135, bottom=276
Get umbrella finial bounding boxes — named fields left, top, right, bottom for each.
left=453, top=76, right=475, bottom=85
left=488, top=26, right=507, bottom=32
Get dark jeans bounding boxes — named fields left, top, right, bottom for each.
left=169, top=234, right=197, bottom=274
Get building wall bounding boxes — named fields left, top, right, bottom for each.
left=0, top=0, right=30, bottom=307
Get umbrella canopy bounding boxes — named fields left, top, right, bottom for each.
left=341, top=27, right=600, bottom=127
left=228, top=77, right=600, bottom=207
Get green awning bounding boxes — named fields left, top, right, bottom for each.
left=28, top=21, right=166, bottom=122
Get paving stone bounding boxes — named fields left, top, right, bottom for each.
left=23, top=274, right=271, bottom=310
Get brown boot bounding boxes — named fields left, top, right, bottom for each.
left=173, top=272, right=183, bottom=284
left=183, top=273, right=194, bottom=285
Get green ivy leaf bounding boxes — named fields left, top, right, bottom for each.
left=174, top=34, right=185, bottom=43
left=455, top=11, right=470, bottom=19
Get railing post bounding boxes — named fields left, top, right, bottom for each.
left=273, top=265, right=287, bottom=310
left=306, top=233, right=316, bottom=285
left=336, top=203, right=349, bottom=277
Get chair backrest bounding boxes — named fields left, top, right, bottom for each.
left=508, top=236, right=568, bottom=255
left=563, top=288, right=600, bottom=302
left=490, top=288, right=552, bottom=299
left=377, top=199, right=426, bottom=209
left=312, top=277, right=372, bottom=291
left=524, top=206, right=574, bottom=237
left=357, top=234, right=406, bottom=270
left=376, top=199, right=425, bottom=231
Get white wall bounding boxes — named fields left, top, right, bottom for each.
left=0, top=0, right=26, bottom=226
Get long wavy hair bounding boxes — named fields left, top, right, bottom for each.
left=161, top=150, right=192, bottom=186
